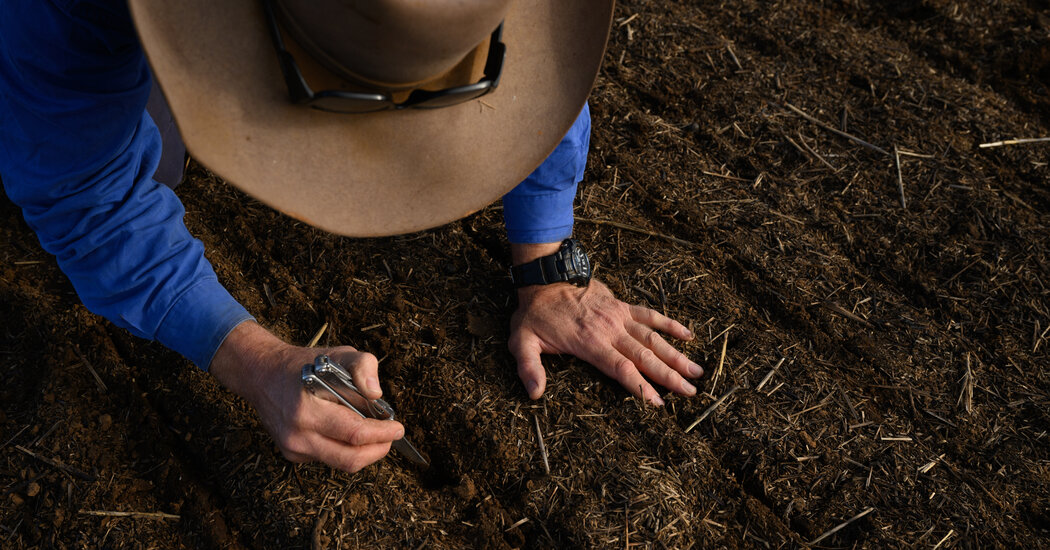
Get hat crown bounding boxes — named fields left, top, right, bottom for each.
left=275, top=0, right=512, bottom=88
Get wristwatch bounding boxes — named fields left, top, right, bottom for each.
left=510, top=238, right=591, bottom=288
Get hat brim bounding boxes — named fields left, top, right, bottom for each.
left=129, top=0, right=613, bottom=237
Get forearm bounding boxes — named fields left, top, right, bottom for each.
left=4, top=119, right=253, bottom=368
left=0, top=1, right=251, bottom=368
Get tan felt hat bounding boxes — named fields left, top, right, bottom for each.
left=128, top=0, right=614, bottom=237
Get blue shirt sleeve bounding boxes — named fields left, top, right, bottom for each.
left=502, top=103, right=590, bottom=244
left=0, top=0, right=253, bottom=370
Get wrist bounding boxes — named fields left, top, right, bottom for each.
left=515, top=280, right=557, bottom=304
left=509, top=241, right=563, bottom=265
left=510, top=241, right=568, bottom=304
left=515, top=276, right=598, bottom=310
left=509, top=238, right=591, bottom=290
left=209, top=320, right=291, bottom=406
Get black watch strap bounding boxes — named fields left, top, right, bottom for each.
left=510, top=239, right=590, bottom=288
left=510, top=254, right=566, bottom=286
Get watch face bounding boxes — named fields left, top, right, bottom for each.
left=572, top=246, right=590, bottom=276
left=564, top=240, right=590, bottom=285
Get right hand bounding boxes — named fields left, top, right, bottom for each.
left=209, top=321, right=404, bottom=473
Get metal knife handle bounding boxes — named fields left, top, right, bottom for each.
left=301, top=355, right=395, bottom=421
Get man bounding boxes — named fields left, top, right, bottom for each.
left=0, top=0, right=703, bottom=473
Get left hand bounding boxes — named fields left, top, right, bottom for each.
left=508, top=279, right=703, bottom=405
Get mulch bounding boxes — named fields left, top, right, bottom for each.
left=2, top=0, right=1048, bottom=547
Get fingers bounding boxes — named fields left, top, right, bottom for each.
left=280, top=383, right=404, bottom=473
left=319, top=441, right=393, bottom=473
left=629, top=305, right=694, bottom=341
left=509, top=332, right=547, bottom=399
left=626, top=322, right=704, bottom=379
left=285, top=437, right=394, bottom=473
left=614, top=334, right=696, bottom=397
left=587, top=344, right=664, bottom=406
left=311, top=398, right=405, bottom=445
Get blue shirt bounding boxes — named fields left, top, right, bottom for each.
left=0, top=0, right=589, bottom=370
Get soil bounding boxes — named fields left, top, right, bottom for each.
left=2, top=0, right=1049, bottom=548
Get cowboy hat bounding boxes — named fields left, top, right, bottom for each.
left=128, top=0, right=614, bottom=237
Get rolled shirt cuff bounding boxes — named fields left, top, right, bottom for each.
left=502, top=184, right=578, bottom=244
left=154, top=276, right=255, bottom=370
left=502, top=103, right=590, bottom=244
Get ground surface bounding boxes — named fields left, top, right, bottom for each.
left=2, top=0, right=1049, bottom=548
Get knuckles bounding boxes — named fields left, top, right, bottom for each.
left=353, top=351, right=380, bottom=372
left=612, top=357, right=636, bottom=379
left=636, top=347, right=658, bottom=366
left=343, top=423, right=371, bottom=447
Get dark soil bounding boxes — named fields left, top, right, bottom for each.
left=3, top=0, right=1049, bottom=548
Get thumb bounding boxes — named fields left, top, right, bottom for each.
left=509, top=333, right=546, bottom=399
left=329, top=348, right=383, bottom=400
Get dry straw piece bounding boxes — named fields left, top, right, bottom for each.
left=958, top=352, right=975, bottom=414
left=809, top=507, right=875, bottom=546
left=710, top=329, right=729, bottom=391
left=79, top=510, right=180, bottom=521
left=532, top=414, right=550, bottom=475
left=756, top=357, right=787, bottom=392
left=684, top=385, right=740, bottom=433
left=306, top=321, right=329, bottom=348
left=978, top=137, right=1050, bottom=148
left=784, top=102, right=890, bottom=156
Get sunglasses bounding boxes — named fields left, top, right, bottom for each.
left=260, top=0, right=506, bottom=113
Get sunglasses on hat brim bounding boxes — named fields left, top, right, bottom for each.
left=261, top=0, right=506, bottom=114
